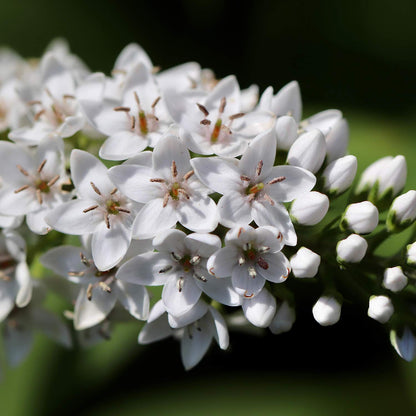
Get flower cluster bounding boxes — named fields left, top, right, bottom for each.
left=0, top=39, right=415, bottom=371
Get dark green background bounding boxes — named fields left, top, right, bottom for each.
left=1, top=1, right=416, bottom=415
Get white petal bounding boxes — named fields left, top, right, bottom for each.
left=0, top=187, right=38, bottom=216
left=177, top=195, right=218, bottom=233
left=153, top=229, right=187, bottom=254
left=205, top=75, right=240, bottom=113
left=257, top=252, right=290, bottom=283
left=99, top=131, right=148, bottom=161
left=26, top=209, right=51, bottom=235
left=231, top=264, right=265, bottom=298
left=207, top=246, right=239, bottom=278
left=56, top=115, right=84, bottom=138
left=15, top=262, right=33, bottom=307
left=115, top=280, right=149, bottom=320
left=325, top=118, right=349, bottom=163
left=199, top=276, right=242, bottom=306
left=242, top=288, right=276, bottom=328
left=41, top=53, right=75, bottom=97
left=0, top=280, right=16, bottom=321
left=272, top=81, right=302, bottom=123
left=208, top=306, right=229, bottom=350
left=218, top=192, right=251, bottom=228
left=138, top=315, right=173, bottom=344
left=184, top=233, right=221, bottom=258
left=168, top=299, right=208, bottom=328
left=4, top=323, right=34, bottom=367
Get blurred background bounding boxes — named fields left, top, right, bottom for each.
left=1, top=0, right=416, bottom=414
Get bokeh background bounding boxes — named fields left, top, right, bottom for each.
left=1, top=0, right=416, bottom=414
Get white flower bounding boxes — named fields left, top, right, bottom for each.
left=116, top=229, right=239, bottom=317
left=40, top=240, right=150, bottom=330
left=139, top=300, right=229, bottom=370
left=275, top=115, right=298, bottom=151
left=336, top=234, right=368, bottom=263
left=382, top=267, right=408, bottom=292
left=9, top=53, right=85, bottom=145
left=368, top=295, right=394, bottom=324
left=192, top=129, right=316, bottom=245
left=290, top=247, right=320, bottom=278
left=290, top=191, right=329, bottom=226
left=390, top=328, right=416, bottom=362
left=287, top=129, right=326, bottom=173
left=0, top=78, right=29, bottom=132
left=207, top=225, right=290, bottom=299
left=109, top=134, right=218, bottom=238
left=387, top=190, right=416, bottom=231
left=341, top=201, right=379, bottom=234
left=312, top=296, right=341, bottom=326
left=322, top=155, right=357, bottom=196
left=407, top=242, right=416, bottom=266
left=269, top=300, right=296, bottom=334
left=46, top=150, right=141, bottom=271
left=242, top=287, right=276, bottom=328
left=0, top=138, right=71, bottom=234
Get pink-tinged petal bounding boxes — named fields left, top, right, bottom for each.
left=116, top=252, right=172, bottom=286
left=177, top=195, right=218, bottom=233
left=91, top=220, right=132, bottom=271
left=197, top=275, right=242, bottom=307
left=271, top=81, right=302, bottom=123
left=139, top=316, right=172, bottom=345
left=184, top=233, right=221, bottom=258
left=168, top=299, right=208, bottom=328
left=231, top=264, right=265, bottom=298
left=218, top=192, right=252, bottom=228
left=242, top=288, right=276, bottom=328
left=162, top=275, right=202, bottom=316
left=207, top=246, right=239, bottom=278
left=45, top=199, right=102, bottom=235
left=153, top=229, right=187, bottom=254
left=256, top=252, right=290, bottom=283
left=15, top=262, right=32, bottom=307
left=239, top=129, right=276, bottom=180
left=205, top=75, right=240, bottom=113
left=153, top=134, right=191, bottom=179
left=265, top=165, right=316, bottom=202
left=3, top=324, right=33, bottom=367
left=56, top=115, right=84, bottom=138
left=99, top=131, right=149, bottom=161
left=41, top=53, right=75, bottom=97
left=74, top=285, right=117, bottom=330
left=208, top=306, right=229, bottom=350
left=252, top=201, right=297, bottom=246
left=70, top=150, right=114, bottom=199
left=115, top=280, right=149, bottom=320
left=132, top=198, right=177, bottom=239
left=108, top=164, right=162, bottom=203
left=0, top=187, right=39, bottom=216
left=191, top=157, right=242, bottom=195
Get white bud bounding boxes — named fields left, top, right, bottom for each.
left=387, top=190, right=416, bottom=231
left=390, top=327, right=416, bottom=362
left=377, top=155, right=407, bottom=197
left=275, top=115, right=297, bottom=150
left=356, top=156, right=392, bottom=194
left=323, top=155, right=357, bottom=196
left=325, top=118, right=349, bottom=163
left=336, top=234, right=368, bottom=263
left=312, top=296, right=341, bottom=326
left=269, top=301, right=296, bottom=334
left=300, top=109, right=342, bottom=136
left=407, top=242, right=416, bottom=266
left=290, top=191, right=329, bottom=226
left=383, top=266, right=408, bottom=292
left=342, top=201, right=379, bottom=234
left=290, top=247, right=321, bottom=278
left=271, top=81, right=302, bottom=123
left=368, top=295, right=394, bottom=323
left=287, top=129, right=326, bottom=173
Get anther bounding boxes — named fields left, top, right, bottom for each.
left=196, top=103, right=209, bottom=117
left=183, top=170, right=194, bottom=181
left=244, top=291, right=254, bottom=299
left=263, top=194, right=275, bottom=206
left=105, top=213, right=111, bottom=229
left=219, top=97, right=226, bottom=114
left=277, top=232, right=283, bottom=241
left=248, top=266, right=257, bottom=278
left=83, top=205, right=99, bottom=213
left=131, top=115, right=136, bottom=130
left=67, top=271, right=85, bottom=277
left=63, top=94, right=76, bottom=100
left=118, top=208, right=131, bottom=214
left=243, top=243, right=251, bottom=251
left=193, top=272, right=207, bottom=282
left=171, top=252, right=182, bottom=262
left=237, top=227, right=244, bottom=237
left=177, top=189, right=190, bottom=199
left=229, top=112, right=245, bottom=120
left=151, top=96, right=161, bottom=108
left=171, top=160, right=178, bottom=178
left=163, top=193, right=169, bottom=207
left=258, top=246, right=270, bottom=254
left=257, top=257, right=269, bottom=270
left=238, top=256, right=245, bottom=266
left=37, top=159, right=47, bottom=173
left=189, top=255, right=200, bottom=265
left=17, top=165, right=29, bottom=176
left=114, top=106, right=131, bottom=112
left=177, top=277, right=184, bottom=292
left=34, top=109, right=45, bottom=121
left=47, top=175, right=60, bottom=187
left=256, top=160, right=263, bottom=176
left=268, top=176, right=286, bottom=185
left=159, top=265, right=173, bottom=274
left=133, top=91, right=141, bottom=107
left=110, top=188, right=118, bottom=195
left=14, top=185, right=29, bottom=194
left=150, top=178, right=165, bottom=183
left=90, top=182, right=102, bottom=196
left=27, top=100, right=42, bottom=106
left=99, top=281, right=112, bottom=293
left=200, top=119, right=211, bottom=125
left=240, top=175, right=251, bottom=182
left=80, top=252, right=90, bottom=267
left=87, top=284, right=93, bottom=301
left=36, top=189, right=43, bottom=204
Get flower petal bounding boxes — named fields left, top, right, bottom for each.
left=242, top=288, right=276, bottom=328
left=115, top=280, right=149, bottom=320
left=177, top=195, right=218, bottom=233
left=218, top=192, right=252, bottom=228
left=207, top=246, right=239, bottom=278
left=231, top=263, right=265, bottom=298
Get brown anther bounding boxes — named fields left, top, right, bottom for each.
left=105, top=213, right=111, bottom=229
left=27, top=100, right=41, bottom=106
left=133, top=91, right=141, bottom=107
left=163, top=193, right=169, bottom=207
left=151, top=96, right=161, bottom=108
left=86, top=283, right=93, bottom=300
left=240, top=175, right=251, bottom=182
left=196, top=103, right=209, bottom=117
left=80, top=252, right=90, bottom=267
left=229, top=112, right=245, bottom=120
left=244, top=291, right=254, bottom=299
left=277, top=232, right=283, bottom=241
left=256, top=160, right=264, bottom=176
left=237, top=227, right=244, bottom=238
left=263, top=194, right=275, bottom=206
left=83, top=205, right=99, bottom=213
left=114, top=106, right=131, bottom=112
left=67, top=271, right=85, bottom=277
left=200, top=119, right=211, bottom=125
left=63, top=94, right=76, bottom=100
left=90, top=182, right=102, bottom=195
left=47, top=175, right=60, bottom=187
left=37, top=159, right=47, bottom=173
left=177, top=277, right=184, bottom=293
left=99, top=281, right=112, bottom=293
left=183, top=170, right=194, bottom=181
left=14, top=184, right=29, bottom=194
left=178, top=189, right=190, bottom=199
left=268, top=176, right=286, bottom=185
left=257, top=257, right=269, bottom=270
left=131, top=115, right=136, bottom=130
left=45, top=87, right=53, bottom=98
left=219, top=97, right=226, bottom=113
left=150, top=178, right=165, bottom=183
left=36, top=189, right=43, bottom=204
left=34, top=109, right=45, bottom=121
left=209, top=267, right=216, bottom=276
left=110, top=188, right=118, bottom=195
left=171, top=160, right=178, bottom=178
left=118, top=208, right=131, bottom=214
left=17, top=165, right=29, bottom=176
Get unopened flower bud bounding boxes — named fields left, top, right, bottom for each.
left=269, top=301, right=296, bottom=334
left=312, top=296, right=341, bottom=326
left=407, top=242, right=416, bottom=266
left=390, top=327, right=416, bottom=362
left=287, top=129, right=326, bottom=173
left=325, top=118, right=349, bottom=163
left=275, top=115, right=297, bottom=150
left=387, top=190, right=416, bottom=232
left=368, top=295, right=394, bottom=323
left=341, top=201, right=378, bottom=234
left=336, top=234, right=368, bottom=263
left=382, top=266, right=408, bottom=292
left=323, top=155, right=357, bottom=196
left=290, top=191, right=329, bottom=226
left=301, top=109, right=342, bottom=136
left=356, top=156, right=392, bottom=194
left=290, top=247, right=320, bottom=278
